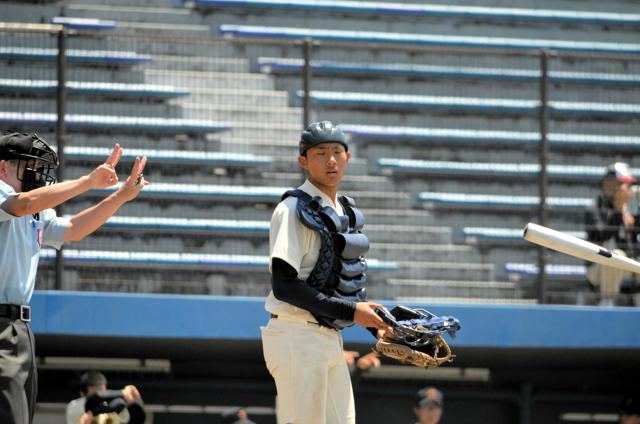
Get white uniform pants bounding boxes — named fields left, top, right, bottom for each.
left=587, top=249, right=631, bottom=298
left=261, top=316, right=355, bottom=424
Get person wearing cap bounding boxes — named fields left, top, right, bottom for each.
left=619, top=393, right=640, bottom=424
left=0, top=132, right=149, bottom=424
left=260, top=121, right=389, bottom=424
left=220, top=406, right=256, bottom=424
left=414, top=387, right=444, bottom=424
left=585, top=162, right=639, bottom=306
left=66, top=371, right=146, bottom=424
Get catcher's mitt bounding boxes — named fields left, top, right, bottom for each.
left=374, top=305, right=461, bottom=369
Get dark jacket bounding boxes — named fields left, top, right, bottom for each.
left=584, top=193, right=639, bottom=259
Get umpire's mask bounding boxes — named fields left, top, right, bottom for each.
left=0, top=132, right=58, bottom=192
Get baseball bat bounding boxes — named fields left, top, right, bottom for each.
left=523, top=222, right=640, bottom=274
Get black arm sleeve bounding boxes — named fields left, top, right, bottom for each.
left=84, top=390, right=127, bottom=415
left=126, top=400, right=147, bottom=424
left=271, top=257, right=356, bottom=321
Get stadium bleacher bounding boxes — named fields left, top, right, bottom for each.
left=2, top=0, right=638, bottom=305
left=219, top=24, right=640, bottom=54
left=4, top=1, right=640, bottom=422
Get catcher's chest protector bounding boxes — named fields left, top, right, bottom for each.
left=282, top=189, right=370, bottom=330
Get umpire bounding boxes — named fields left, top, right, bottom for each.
left=0, top=132, right=148, bottom=424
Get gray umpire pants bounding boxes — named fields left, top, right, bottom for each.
left=0, top=318, right=37, bottom=424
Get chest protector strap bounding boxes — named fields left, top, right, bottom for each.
left=282, top=189, right=369, bottom=330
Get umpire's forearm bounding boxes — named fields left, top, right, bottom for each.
left=1, top=176, right=92, bottom=217
left=64, top=192, right=127, bottom=242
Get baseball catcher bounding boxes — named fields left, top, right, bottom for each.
left=374, top=305, right=461, bottom=369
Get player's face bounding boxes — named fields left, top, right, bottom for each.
left=298, top=143, right=350, bottom=193
left=415, top=405, right=443, bottom=424
left=620, top=414, right=640, bottom=424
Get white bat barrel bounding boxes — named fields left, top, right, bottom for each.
left=523, top=222, right=640, bottom=274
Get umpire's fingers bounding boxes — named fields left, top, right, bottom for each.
left=105, top=144, right=122, bottom=167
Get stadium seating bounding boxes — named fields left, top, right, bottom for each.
left=91, top=183, right=287, bottom=202
left=298, top=91, right=640, bottom=117
left=257, top=57, right=640, bottom=86
left=39, top=248, right=399, bottom=271
left=341, top=124, right=640, bottom=150
left=462, top=227, right=586, bottom=244
left=377, top=158, right=638, bottom=180
left=0, top=112, right=231, bottom=133
left=96, top=216, right=269, bottom=235
left=505, top=263, right=587, bottom=279
left=0, top=47, right=152, bottom=64
left=0, top=79, right=189, bottom=98
left=50, top=16, right=116, bottom=31
left=219, top=25, right=640, bottom=54
left=417, top=192, right=592, bottom=210
left=64, top=146, right=272, bottom=167
left=198, top=0, right=640, bottom=26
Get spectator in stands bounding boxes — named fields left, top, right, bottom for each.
left=220, top=406, right=256, bottom=424
left=620, top=394, right=640, bottom=424
left=413, top=386, right=444, bottom=424
left=66, top=371, right=146, bottom=424
left=343, top=350, right=381, bottom=387
left=0, top=132, right=148, bottom=424
left=585, top=162, right=639, bottom=306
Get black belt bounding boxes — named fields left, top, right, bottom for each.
left=0, top=304, right=31, bottom=322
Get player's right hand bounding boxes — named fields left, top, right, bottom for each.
left=122, top=384, right=141, bottom=403
left=88, top=144, right=122, bottom=189
left=353, top=301, right=392, bottom=332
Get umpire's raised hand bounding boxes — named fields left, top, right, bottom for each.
left=115, top=155, right=149, bottom=202
left=87, top=144, right=123, bottom=189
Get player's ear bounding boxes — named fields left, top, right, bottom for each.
left=0, top=160, right=9, bottom=179
left=298, top=154, right=308, bottom=170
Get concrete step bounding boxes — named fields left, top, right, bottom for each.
left=383, top=278, right=521, bottom=299
left=70, top=0, right=183, bottom=6
left=114, top=20, right=211, bottom=36
left=175, top=104, right=302, bottom=125
left=1, top=98, right=183, bottom=118
left=65, top=3, right=203, bottom=24
left=73, top=233, right=268, bottom=256
left=176, top=89, right=290, bottom=108
left=145, top=56, right=249, bottom=73
left=369, top=242, right=480, bottom=262
left=143, top=69, right=274, bottom=90
left=275, top=75, right=640, bottom=104
left=359, top=208, right=435, bottom=226
left=392, top=260, right=495, bottom=281
left=0, top=63, right=147, bottom=84
left=391, top=295, right=537, bottom=305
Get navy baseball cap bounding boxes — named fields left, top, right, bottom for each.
left=603, top=162, right=636, bottom=184
left=415, top=387, right=443, bottom=409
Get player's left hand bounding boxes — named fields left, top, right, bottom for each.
left=115, top=156, right=149, bottom=202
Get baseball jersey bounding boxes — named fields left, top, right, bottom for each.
left=0, top=179, right=69, bottom=305
left=265, top=179, right=346, bottom=322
